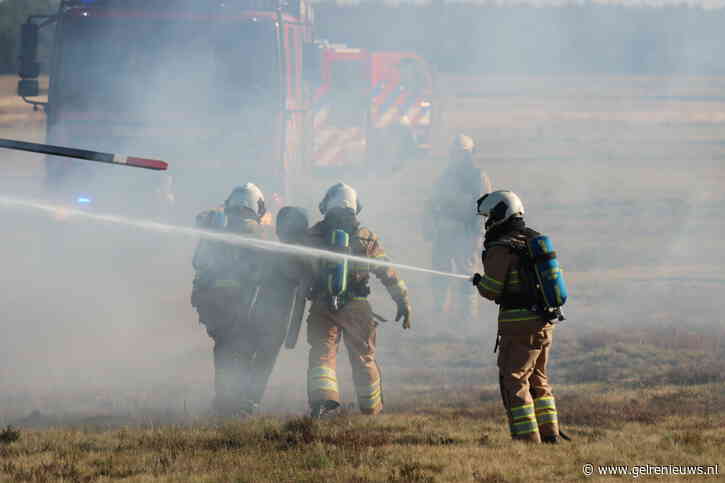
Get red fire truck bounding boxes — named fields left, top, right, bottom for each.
left=309, top=42, right=435, bottom=168
left=17, top=0, right=434, bottom=216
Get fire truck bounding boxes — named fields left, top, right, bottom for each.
left=309, top=42, right=435, bottom=168
left=17, top=0, right=434, bottom=216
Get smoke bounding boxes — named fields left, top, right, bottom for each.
left=0, top=195, right=470, bottom=281
left=1, top=0, right=724, bottom=426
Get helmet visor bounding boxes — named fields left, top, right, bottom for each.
left=476, top=194, right=490, bottom=217
left=324, top=185, right=358, bottom=213
left=227, top=186, right=262, bottom=215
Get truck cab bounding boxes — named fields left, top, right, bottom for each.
left=17, top=0, right=315, bottom=218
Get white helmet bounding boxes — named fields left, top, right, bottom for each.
left=319, top=182, right=362, bottom=215
left=451, top=133, right=475, bottom=154
left=476, top=190, right=524, bottom=229
left=225, top=182, right=266, bottom=218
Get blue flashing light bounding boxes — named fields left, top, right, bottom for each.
left=76, top=196, right=92, bottom=204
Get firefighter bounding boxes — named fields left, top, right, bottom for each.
left=245, top=206, right=310, bottom=409
left=190, top=183, right=271, bottom=416
left=423, top=134, right=488, bottom=322
left=472, top=190, right=561, bottom=443
left=304, top=182, right=412, bottom=417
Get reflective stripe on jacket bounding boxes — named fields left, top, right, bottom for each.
left=477, top=245, right=544, bottom=335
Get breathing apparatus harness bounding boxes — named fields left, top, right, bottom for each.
left=315, top=209, right=373, bottom=313
left=484, top=219, right=567, bottom=323
left=326, top=228, right=351, bottom=312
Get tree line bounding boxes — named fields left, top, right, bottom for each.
left=315, top=3, right=725, bottom=75
left=1, top=2, right=723, bottom=75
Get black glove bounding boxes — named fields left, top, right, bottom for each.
left=395, top=300, right=412, bottom=330
left=472, top=273, right=482, bottom=286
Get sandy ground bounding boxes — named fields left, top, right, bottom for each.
left=0, top=74, right=723, bottom=424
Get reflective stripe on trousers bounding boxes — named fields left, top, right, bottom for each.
left=509, top=402, right=539, bottom=436
left=534, top=395, right=559, bottom=434
left=356, top=377, right=382, bottom=413
left=308, top=366, right=339, bottom=396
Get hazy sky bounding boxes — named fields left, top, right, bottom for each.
left=7, top=0, right=723, bottom=8
left=323, top=0, right=725, bottom=9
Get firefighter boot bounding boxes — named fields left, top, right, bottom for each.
left=310, top=400, right=341, bottom=419
left=239, top=400, right=260, bottom=417
left=542, top=434, right=560, bottom=444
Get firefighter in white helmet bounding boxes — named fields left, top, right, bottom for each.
left=472, top=190, right=562, bottom=443
left=190, top=183, right=273, bottom=416
left=423, top=134, right=489, bottom=322
left=302, top=182, right=412, bottom=417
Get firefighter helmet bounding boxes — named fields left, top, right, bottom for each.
left=450, top=134, right=475, bottom=157
left=476, top=190, right=524, bottom=229
left=276, top=206, right=309, bottom=244
left=225, top=183, right=266, bottom=218
left=319, top=182, right=362, bottom=215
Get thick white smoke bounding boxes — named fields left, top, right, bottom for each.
left=1, top=0, right=723, bottom=425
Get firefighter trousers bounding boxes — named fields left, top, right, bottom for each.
left=497, top=325, right=559, bottom=442
left=307, top=299, right=383, bottom=415
left=195, top=296, right=257, bottom=415
left=212, top=334, right=256, bottom=415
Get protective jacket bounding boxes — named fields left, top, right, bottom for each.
left=477, top=222, right=546, bottom=336
left=191, top=210, right=270, bottom=336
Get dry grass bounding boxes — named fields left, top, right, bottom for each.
left=3, top=326, right=724, bottom=481
left=0, top=384, right=723, bottom=482
left=3, top=328, right=725, bottom=481
left=0, top=75, right=47, bottom=126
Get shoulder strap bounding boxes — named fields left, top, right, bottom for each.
left=486, top=234, right=526, bottom=254
left=488, top=227, right=541, bottom=251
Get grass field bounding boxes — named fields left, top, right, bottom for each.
left=1, top=382, right=724, bottom=481
left=1, top=73, right=724, bottom=481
